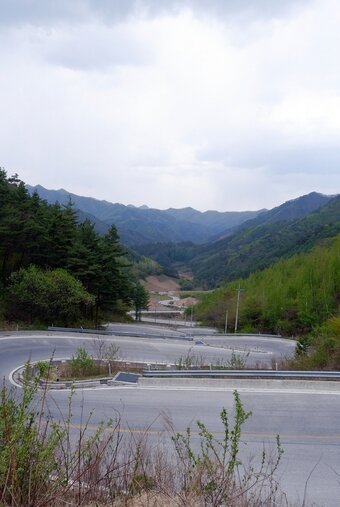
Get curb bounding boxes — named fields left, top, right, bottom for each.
left=10, top=361, right=139, bottom=390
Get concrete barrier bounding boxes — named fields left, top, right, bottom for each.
left=138, top=377, right=340, bottom=392
left=71, top=381, right=101, bottom=388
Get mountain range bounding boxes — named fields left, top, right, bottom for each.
left=133, top=191, right=340, bottom=287
left=189, top=192, right=340, bottom=287
left=26, top=185, right=263, bottom=245
left=27, top=185, right=339, bottom=289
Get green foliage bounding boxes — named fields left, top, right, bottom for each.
left=171, top=390, right=283, bottom=505
left=36, top=360, right=49, bottom=378
left=134, top=242, right=199, bottom=272
left=0, top=169, right=142, bottom=326
left=175, top=350, right=198, bottom=370
left=69, top=347, right=95, bottom=377
left=29, top=184, right=263, bottom=246
left=190, top=194, right=340, bottom=288
left=129, top=252, right=163, bottom=279
left=132, top=282, right=150, bottom=321
left=5, top=265, right=94, bottom=326
left=0, top=374, right=64, bottom=506
left=0, top=363, right=141, bottom=506
left=179, top=278, right=195, bottom=290
left=0, top=368, right=286, bottom=506
left=226, top=350, right=249, bottom=369
left=291, top=317, right=340, bottom=370
left=132, top=193, right=338, bottom=289
left=175, top=350, right=249, bottom=370
left=195, top=234, right=340, bottom=336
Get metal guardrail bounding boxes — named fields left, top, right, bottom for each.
left=47, top=326, right=193, bottom=341
left=142, top=369, right=340, bottom=380
left=48, top=326, right=111, bottom=335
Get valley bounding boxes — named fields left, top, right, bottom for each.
left=1, top=172, right=340, bottom=506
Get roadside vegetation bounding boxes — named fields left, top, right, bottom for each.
left=175, top=349, right=249, bottom=370
left=0, top=374, right=287, bottom=507
left=35, top=341, right=132, bottom=382
left=194, top=235, right=340, bottom=369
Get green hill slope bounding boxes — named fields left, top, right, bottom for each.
left=194, top=233, right=340, bottom=337
left=190, top=194, right=340, bottom=287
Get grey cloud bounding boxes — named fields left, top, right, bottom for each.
left=46, top=26, right=154, bottom=71
left=145, top=0, right=311, bottom=20
left=0, top=0, right=312, bottom=27
left=266, top=145, right=340, bottom=175
left=0, top=0, right=134, bottom=26
left=200, top=142, right=340, bottom=176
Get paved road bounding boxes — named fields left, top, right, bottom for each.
left=2, top=328, right=295, bottom=368
left=1, top=328, right=338, bottom=505
left=47, top=385, right=340, bottom=507
left=107, top=323, right=296, bottom=367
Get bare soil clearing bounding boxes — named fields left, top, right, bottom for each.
left=143, top=275, right=180, bottom=292
left=143, top=275, right=197, bottom=313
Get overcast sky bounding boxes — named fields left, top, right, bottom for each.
left=1, top=0, right=340, bottom=211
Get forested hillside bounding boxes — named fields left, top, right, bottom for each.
left=194, top=234, right=340, bottom=366
left=0, top=170, right=148, bottom=326
left=190, top=193, right=340, bottom=287
left=134, top=192, right=339, bottom=287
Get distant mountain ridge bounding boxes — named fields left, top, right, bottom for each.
left=133, top=191, right=338, bottom=287
left=189, top=192, right=340, bottom=287
left=234, top=191, right=333, bottom=230
left=26, top=185, right=338, bottom=289
left=26, top=185, right=262, bottom=245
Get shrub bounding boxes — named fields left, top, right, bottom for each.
left=165, top=390, right=284, bottom=506
left=69, top=347, right=96, bottom=378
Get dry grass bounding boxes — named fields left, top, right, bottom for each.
left=0, top=375, right=298, bottom=507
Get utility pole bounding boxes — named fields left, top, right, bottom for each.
left=234, top=284, right=244, bottom=334
left=224, top=309, right=228, bottom=334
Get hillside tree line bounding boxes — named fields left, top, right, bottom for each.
left=0, top=169, right=149, bottom=326
left=194, top=235, right=340, bottom=368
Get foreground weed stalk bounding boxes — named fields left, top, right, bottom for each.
left=168, top=390, right=284, bottom=507
left=0, top=366, right=287, bottom=507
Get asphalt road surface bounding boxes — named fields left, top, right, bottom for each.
left=0, top=327, right=338, bottom=506
left=48, top=386, right=340, bottom=507
left=106, top=323, right=296, bottom=367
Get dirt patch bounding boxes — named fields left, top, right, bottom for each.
left=176, top=297, right=197, bottom=308
left=143, top=275, right=180, bottom=292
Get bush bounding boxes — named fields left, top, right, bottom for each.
left=36, top=360, right=50, bottom=378
left=69, top=347, right=96, bottom=378
left=5, top=265, right=94, bottom=326
left=69, top=347, right=96, bottom=377
left=165, top=390, right=284, bottom=506
left=290, top=316, right=340, bottom=370
left=0, top=375, right=64, bottom=506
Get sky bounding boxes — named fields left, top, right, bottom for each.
left=1, top=0, right=340, bottom=212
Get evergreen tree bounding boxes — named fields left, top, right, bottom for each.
left=95, top=225, right=132, bottom=322
left=132, top=283, right=149, bottom=321
left=0, top=169, right=147, bottom=326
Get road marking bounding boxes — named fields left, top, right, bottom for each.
left=137, top=385, right=340, bottom=395
left=58, top=422, right=340, bottom=442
